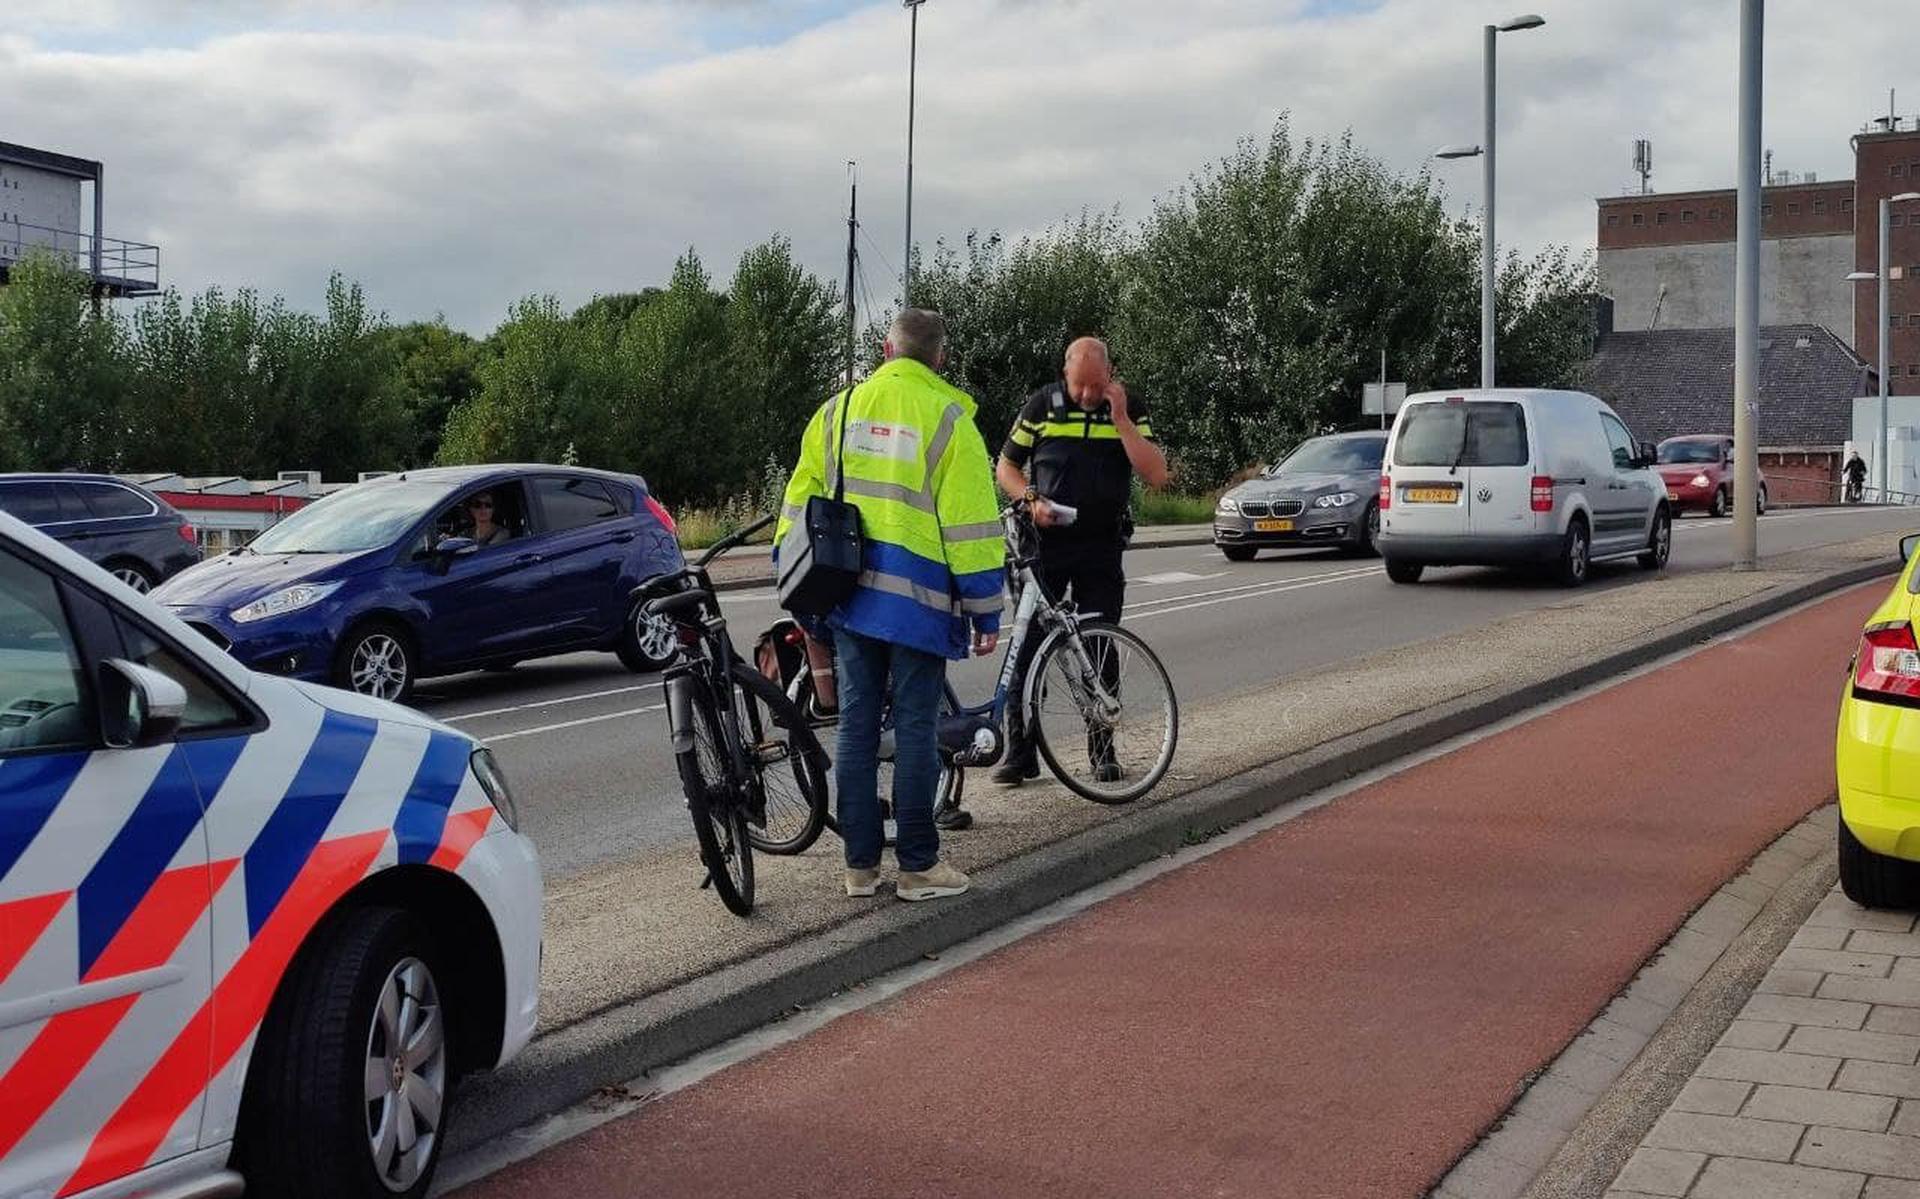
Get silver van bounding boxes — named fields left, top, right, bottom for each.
left=1376, top=388, right=1670, bottom=586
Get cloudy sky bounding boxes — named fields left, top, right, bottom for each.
left=2, top=0, right=1912, bottom=332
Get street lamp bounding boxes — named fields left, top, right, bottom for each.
left=903, top=0, right=927, bottom=309
left=1848, top=192, right=1920, bottom=502
left=1435, top=14, right=1545, bottom=390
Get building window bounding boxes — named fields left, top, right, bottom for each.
left=1632, top=213, right=1644, bottom=227
left=1681, top=209, right=1696, bottom=223
left=1606, top=214, right=1619, bottom=227
left=1788, top=201, right=1801, bottom=215
left=1896, top=214, right=1908, bottom=227
left=1762, top=203, right=1774, bottom=216
left=1897, top=164, right=1909, bottom=178
left=1708, top=207, right=1722, bottom=220
left=1845, top=198, right=1856, bottom=213
left=1896, top=315, right=1907, bottom=329
left=1815, top=199, right=1828, bottom=214
left=1656, top=211, right=1669, bottom=225
left=1911, top=365, right=1920, bottom=378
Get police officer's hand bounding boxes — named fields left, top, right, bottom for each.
left=1105, top=379, right=1132, bottom=429
left=1030, top=497, right=1059, bottom=528
left=972, top=630, right=999, bottom=657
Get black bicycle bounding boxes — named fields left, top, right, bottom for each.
left=637, top=514, right=830, bottom=916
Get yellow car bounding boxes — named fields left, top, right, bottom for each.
left=1838, top=533, right=1920, bottom=906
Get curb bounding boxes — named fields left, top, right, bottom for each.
left=705, top=531, right=1221, bottom=592
left=447, top=555, right=1897, bottom=1155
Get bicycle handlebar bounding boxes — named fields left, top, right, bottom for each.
left=696, top=511, right=778, bottom=568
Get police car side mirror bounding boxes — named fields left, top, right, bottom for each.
left=99, top=658, right=188, bottom=749
left=1901, top=533, right=1919, bottom=565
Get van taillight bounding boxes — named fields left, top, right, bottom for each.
left=1854, top=622, right=1920, bottom=703
left=644, top=495, right=678, bottom=537
left=1530, top=477, right=1554, bottom=513
left=1378, top=475, right=1391, bottom=510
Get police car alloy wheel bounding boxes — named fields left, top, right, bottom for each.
left=365, top=956, right=448, bottom=1192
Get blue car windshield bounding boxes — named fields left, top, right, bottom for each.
left=249, top=481, right=456, bottom=553
left=1271, top=437, right=1385, bottom=476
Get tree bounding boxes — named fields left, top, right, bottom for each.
left=0, top=253, right=130, bottom=471
left=379, top=319, right=485, bottom=467
left=724, top=236, right=843, bottom=480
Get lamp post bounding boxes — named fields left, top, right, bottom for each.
left=903, top=0, right=927, bottom=309
left=1435, top=14, right=1544, bottom=390
left=1731, top=0, right=1762, bottom=569
left=1847, top=191, right=1920, bottom=502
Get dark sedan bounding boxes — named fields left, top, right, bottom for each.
left=0, top=473, right=200, bottom=592
left=1212, top=431, right=1387, bottom=561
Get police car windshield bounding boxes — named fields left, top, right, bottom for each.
left=250, top=481, right=457, bottom=554
left=1658, top=441, right=1722, bottom=465
left=1271, top=437, right=1385, bottom=476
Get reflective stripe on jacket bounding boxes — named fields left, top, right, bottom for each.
left=776, top=357, right=1006, bottom=660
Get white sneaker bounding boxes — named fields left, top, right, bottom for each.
left=896, top=861, right=970, bottom=902
left=845, top=868, right=883, bottom=898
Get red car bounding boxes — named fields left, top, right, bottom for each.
left=1655, top=435, right=1768, bottom=517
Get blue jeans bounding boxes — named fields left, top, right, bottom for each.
left=833, top=628, right=945, bottom=873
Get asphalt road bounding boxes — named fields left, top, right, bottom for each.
left=412, top=506, right=1916, bottom=881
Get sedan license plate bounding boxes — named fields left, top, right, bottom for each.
left=1405, top=487, right=1459, bottom=504
left=1254, top=518, right=1294, bottom=532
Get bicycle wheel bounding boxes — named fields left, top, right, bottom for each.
left=732, top=663, right=830, bottom=856
left=1028, top=621, right=1178, bottom=806
left=676, top=678, right=755, bottom=916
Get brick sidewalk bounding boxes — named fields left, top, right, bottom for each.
left=1608, top=889, right=1920, bottom=1199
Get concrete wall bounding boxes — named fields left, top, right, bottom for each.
left=0, top=162, right=83, bottom=263
left=1598, top=235, right=1855, bottom=336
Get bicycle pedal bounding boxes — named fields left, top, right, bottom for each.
left=699, top=870, right=714, bottom=890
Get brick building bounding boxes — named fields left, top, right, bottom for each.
left=1595, top=118, right=1920, bottom=396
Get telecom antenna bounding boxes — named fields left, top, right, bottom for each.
left=1633, top=139, right=1652, bottom=195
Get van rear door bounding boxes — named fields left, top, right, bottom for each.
left=1387, top=400, right=1471, bottom=538
left=1461, top=401, right=1536, bottom=538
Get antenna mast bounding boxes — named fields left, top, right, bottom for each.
left=1633, top=139, right=1653, bottom=195
left=844, top=161, right=859, bottom=391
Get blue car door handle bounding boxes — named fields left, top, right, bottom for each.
left=515, top=552, right=544, bottom=565
left=612, top=532, right=635, bottom=544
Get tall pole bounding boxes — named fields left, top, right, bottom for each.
left=1731, top=0, right=1763, bottom=570
left=1880, top=197, right=1892, bottom=502
left=1481, top=24, right=1497, bottom=390
left=845, top=166, right=859, bottom=391
left=903, top=0, right=923, bottom=309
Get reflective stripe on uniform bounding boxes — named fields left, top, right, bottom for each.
left=960, top=591, right=1006, bottom=616
left=942, top=519, right=1003, bottom=543
left=858, top=568, right=954, bottom=613
left=845, top=476, right=936, bottom=514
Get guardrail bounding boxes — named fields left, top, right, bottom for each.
left=0, top=221, right=160, bottom=293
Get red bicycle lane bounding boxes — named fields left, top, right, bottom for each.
left=457, top=585, right=1877, bottom=1199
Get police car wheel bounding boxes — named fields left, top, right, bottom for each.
left=617, top=604, right=680, bottom=673
left=237, top=907, right=452, bottom=1199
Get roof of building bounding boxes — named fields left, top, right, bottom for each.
left=1581, top=324, right=1874, bottom=448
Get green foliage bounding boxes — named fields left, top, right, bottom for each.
left=378, top=319, right=485, bottom=466
left=1133, top=490, right=1217, bottom=526
left=0, top=253, right=130, bottom=471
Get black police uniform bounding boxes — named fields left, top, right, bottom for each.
left=998, top=382, right=1156, bottom=771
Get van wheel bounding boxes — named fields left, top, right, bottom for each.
left=1385, top=559, right=1424, bottom=584
left=1839, top=812, right=1920, bottom=909
left=236, top=907, right=453, bottom=1199
left=1220, top=545, right=1258, bottom=563
left=1554, top=518, right=1591, bottom=587
left=1710, top=488, right=1729, bottom=518
left=1638, top=507, right=1672, bottom=571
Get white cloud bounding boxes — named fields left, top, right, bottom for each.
left=0, top=0, right=1911, bottom=330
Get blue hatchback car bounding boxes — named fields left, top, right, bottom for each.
left=151, top=465, right=685, bottom=701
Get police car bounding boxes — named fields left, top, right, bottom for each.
left=0, top=511, right=541, bottom=1199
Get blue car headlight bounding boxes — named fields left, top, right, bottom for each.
left=230, top=580, right=344, bottom=625
left=1313, top=492, right=1360, bottom=509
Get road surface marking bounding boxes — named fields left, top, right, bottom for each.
left=486, top=703, right=666, bottom=743
left=435, top=682, right=663, bottom=724
left=1124, top=565, right=1382, bottom=614
left=1127, top=566, right=1383, bottom=620
left=1134, top=570, right=1230, bottom=586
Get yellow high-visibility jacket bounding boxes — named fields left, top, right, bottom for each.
left=776, top=357, right=1006, bottom=660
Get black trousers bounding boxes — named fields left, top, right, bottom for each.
left=1006, top=534, right=1126, bottom=766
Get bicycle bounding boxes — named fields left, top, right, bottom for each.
left=636, top=514, right=831, bottom=916
left=784, top=500, right=1179, bottom=811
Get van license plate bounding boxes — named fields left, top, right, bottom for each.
left=1254, top=519, right=1293, bottom=532
left=1405, top=487, right=1458, bottom=503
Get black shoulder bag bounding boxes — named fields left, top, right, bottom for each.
left=777, top=387, right=865, bottom=616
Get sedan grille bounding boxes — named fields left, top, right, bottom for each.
left=1240, top=500, right=1270, bottom=518
left=1242, top=499, right=1305, bottom=519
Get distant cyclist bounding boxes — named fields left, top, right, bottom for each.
left=1845, top=451, right=1869, bottom=503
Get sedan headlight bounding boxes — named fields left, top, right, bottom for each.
left=1313, top=492, right=1360, bottom=509
left=1216, top=496, right=1240, bottom=514
left=470, top=747, right=519, bottom=831
left=229, top=580, right=344, bottom=624
left=1690, top=473, right=1710, bottom=488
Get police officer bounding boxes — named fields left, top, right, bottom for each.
left=991, top=336, right=1168, bottom=786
